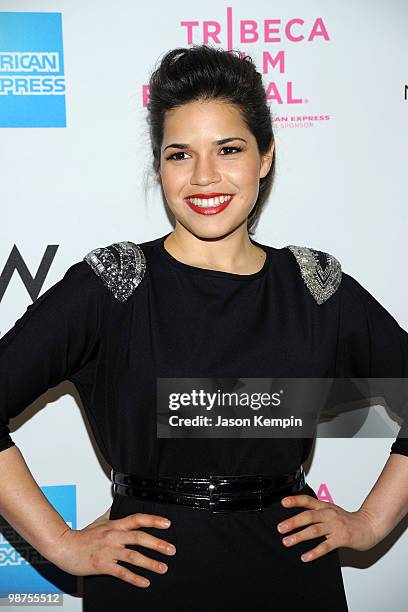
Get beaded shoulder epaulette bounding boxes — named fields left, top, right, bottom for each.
left=83, top=241, right=146, bottom=302
left=286, top=245, right=342, bottom=305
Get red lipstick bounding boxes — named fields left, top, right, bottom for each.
left=184, top=193, right=235, bottom=216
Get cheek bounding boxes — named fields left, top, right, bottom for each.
left=228, top=161, right=260, bottom=190
left=161, top=167, right=188, bottom=196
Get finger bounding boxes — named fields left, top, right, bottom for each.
left=126, top=530, right=177, bottom=556
left=277, top=507, right=334, bottom=534
left=281, top=494, right=321, bottom=509
left=281, top=522, right=329, bottom=548
left=119, top=513, right=172, bottom=530
left=109, top=562, right=151, bottom=588
left=299, top=538, right=333, bottom=563
left=116, top=546, right=170, bottom=575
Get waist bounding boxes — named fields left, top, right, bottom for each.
left=110, top=466, right=306, bottom=513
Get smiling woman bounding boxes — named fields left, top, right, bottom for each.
left=78, top=45, right=351, bottom=610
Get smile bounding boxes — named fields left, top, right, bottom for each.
left=184, top=194, right=235, bottom=216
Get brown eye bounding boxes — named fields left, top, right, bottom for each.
left=220, top=146, right=242, bottom=155
left=166, top=152, right=188, bottom=161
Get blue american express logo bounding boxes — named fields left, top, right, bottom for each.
left=0, top=12, right=66, bottom=127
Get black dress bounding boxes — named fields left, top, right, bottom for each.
left=1, top=231, right=407, bottom=612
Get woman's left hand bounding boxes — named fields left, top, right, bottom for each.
left=276, top=494, right=381, bottom=562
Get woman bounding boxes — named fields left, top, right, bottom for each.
left=0, top=45, right=407, bottom=611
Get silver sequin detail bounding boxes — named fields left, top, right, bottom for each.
left=286, top=245, right=342, bottom=305
left=83, top=241, right=146, bottom=302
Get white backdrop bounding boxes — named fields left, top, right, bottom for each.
left=1, top=1, right=407, bottom=610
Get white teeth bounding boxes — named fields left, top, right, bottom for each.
left=187, top=195, right=232, bottom=207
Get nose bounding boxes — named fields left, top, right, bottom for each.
left=190, top=155, right=221, bottom=186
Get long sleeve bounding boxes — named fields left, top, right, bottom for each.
left=0, top=260, right=106, bottom=453
left=335, top=271, right=408, bottom=457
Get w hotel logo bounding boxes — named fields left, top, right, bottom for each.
left=0, top=12, right=66, bottom=127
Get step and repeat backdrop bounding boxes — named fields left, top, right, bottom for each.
left=0, top=1, right=407, bottom=610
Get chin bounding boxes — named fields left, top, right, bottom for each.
left=180, top=219, right=249, bottom=241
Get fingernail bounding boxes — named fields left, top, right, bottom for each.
left=161, top=519, right=171, bottom=526
left=301, top=554, right=310, bottom=562
left=141, top=578, right=150, bottom=587
left=278, top=523, right=289, bottom=532
left=167, top=545, right=176, bottom=554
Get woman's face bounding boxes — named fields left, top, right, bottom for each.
left=159, top=99, right=274, bottom=239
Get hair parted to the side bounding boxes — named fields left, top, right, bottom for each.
left=146, top=44, right=275, bottom=235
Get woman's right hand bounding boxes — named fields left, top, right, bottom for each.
left=53, top=510, right=177, bottom=588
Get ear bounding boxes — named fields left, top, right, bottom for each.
left=259, top=140, right=275, bottom=179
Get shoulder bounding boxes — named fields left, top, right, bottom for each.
left=286, top=246, right=399, bottom=322
left=82, top=240, right=146, bottom=302
left=285, top=244, right=342, bottom=305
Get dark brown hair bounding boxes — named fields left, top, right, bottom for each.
left=146, top=44, right=275, bottom=235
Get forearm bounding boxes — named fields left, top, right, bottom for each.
left=358, top=452, right=408, bottom=541
left=0, top=444, right=71, bottom=565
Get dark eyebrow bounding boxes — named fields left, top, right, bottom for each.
left=162, top=137, right=247, bottom=153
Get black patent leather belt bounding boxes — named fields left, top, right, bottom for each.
left=110, top=466, right=306, bottom=513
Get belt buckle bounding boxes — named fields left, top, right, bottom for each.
left=208, top=475, right=264, bottom=513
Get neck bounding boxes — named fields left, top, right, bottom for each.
left=163, top=226, right=266, bottom=275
